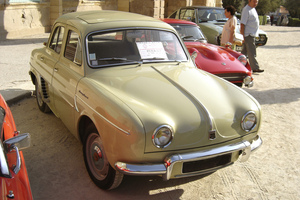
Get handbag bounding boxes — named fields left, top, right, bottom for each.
left=233, top=33, right=244, bottom=46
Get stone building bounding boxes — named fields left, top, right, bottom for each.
left=0, top=0, right=222, bottom=40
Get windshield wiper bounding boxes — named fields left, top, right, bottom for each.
left=140, top=58, right=182, bottom=65
left=140, top=57, right=165, bottom=61
left=98, top=57, right=128, bottom=61
left=98, top=57, right=143, bottom=66
left=181, top=35, right=194, bottom=40
left=182, top=36, right=204, bottom=42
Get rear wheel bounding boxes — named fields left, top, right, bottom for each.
left=35, top=79, right=50, bottom=113
left=83, top=124, right=123, bottom=190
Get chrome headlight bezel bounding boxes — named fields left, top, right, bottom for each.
left=238, top=55, right=247, bottom=66
left=241, top=111, right=257, bottom=132
left=152, top=125, right=174, bottom=149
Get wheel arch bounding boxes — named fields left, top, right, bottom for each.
left=29, top=71, right=37, bottom=86
left=78, top=115, right=95, bottom=143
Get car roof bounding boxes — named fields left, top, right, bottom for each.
left=162, top=18, right=197, bottom=26
left=55, top=10, right=174, bottom=35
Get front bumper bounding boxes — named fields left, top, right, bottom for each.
left=115, top=135, right=262, bottom=180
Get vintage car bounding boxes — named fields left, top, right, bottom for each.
left=162, top=18, right=253, bottom=87
left=29, top=10, right=262, bottom=190
left=168, top=6, right=268, bottom=51
left=0, top=94, right=32, bottom=199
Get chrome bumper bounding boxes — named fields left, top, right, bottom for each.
left=115, top=135, right=262, bottom=180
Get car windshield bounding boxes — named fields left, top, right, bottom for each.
left=86, top=29, right=188, bottom=67
left=171, top=24, right=206, bottom=42
left=197, top=8, right=227, bottom=22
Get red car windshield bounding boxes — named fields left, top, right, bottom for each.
left=170, top=24, right=206, bottom=42
left=86, top=29, right=188, bottom=68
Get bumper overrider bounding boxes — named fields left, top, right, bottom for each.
left=115, top=135, right=262, bottom=180
left=243, top=76, right=254, bottom=88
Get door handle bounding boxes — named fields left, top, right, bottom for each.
left=40, top=56, right=44, bottom=61
left=54, top=68, right=58, bottom=72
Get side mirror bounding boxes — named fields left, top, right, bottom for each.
left=1, top=133, right=31, bottom=176
left=4, top=133, right=31, bottom=151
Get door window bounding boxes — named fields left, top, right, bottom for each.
left=49, top=26, right=65, bottom=54
left=64, top=31, right=82, bottom=65
left=181, top=9, right=196, bottom=22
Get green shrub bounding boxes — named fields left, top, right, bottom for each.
left=259, top=16, right=267, bottom=25
left=288, top=18, right=300, bottom=27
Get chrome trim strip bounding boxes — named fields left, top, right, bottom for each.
left=115, top=136, right=262, bottom=179
left=76, top=94, right=130, bottom=135
left=74, top=95, right=79, bottom=113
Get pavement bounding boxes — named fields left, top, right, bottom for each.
left=0, top=33, right=50, bottom=106
left=7, top=25, right=300, bottom=199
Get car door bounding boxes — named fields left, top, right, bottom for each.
left=51, top=27, right=84, bottom=134
left=0, top=98, right=32, bottom=200
left=33, top=25, right=65, bottom=113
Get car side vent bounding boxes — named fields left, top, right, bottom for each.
left=40, top=77, right=49, bottom=100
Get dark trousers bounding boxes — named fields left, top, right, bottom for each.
left=242, top=36, right=260, bottom=71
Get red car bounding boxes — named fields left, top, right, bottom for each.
left=0, top=94, right=32, bottom=200
left=162, top=19, right=253, bottom=87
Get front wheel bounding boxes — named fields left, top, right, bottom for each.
left=83, top=124, right=123, bottom=190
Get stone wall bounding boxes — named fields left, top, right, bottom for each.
left=164, top=0, right=187, bottom=18
left=0, top=0, right=221, bottom=39
left=0, top=2, right=50, bottom=39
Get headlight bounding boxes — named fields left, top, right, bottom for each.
left=259, top=35, right=266, bottom=41
left=152, top=125, right=173, bottom=148
left=243, top=76, right=253, bottom=87
left=241, top=111, right=257, bottom=132
left=238, top=55, right=247, bottom=66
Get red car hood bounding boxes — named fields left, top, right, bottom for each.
left=185, top=42, right=248, bottom=74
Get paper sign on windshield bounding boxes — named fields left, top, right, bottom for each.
left=136, top=42, right=168, bottom=60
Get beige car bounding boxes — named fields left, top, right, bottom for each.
left=29, top=10, right=262, bottom=190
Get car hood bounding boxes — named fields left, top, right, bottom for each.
left=200, top=22, right=223, bottom=33
left=87, top=63, right=260, bottom=152
left=185, top=42, right=248, bottom=74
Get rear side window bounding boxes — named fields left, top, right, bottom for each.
left=64, top=31, right=82, bottom=65
left=49, top=26, right=65, bottom=54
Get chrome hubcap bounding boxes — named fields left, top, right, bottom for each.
left=86, top=133, right=109, bottom=180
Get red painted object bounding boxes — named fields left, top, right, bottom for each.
left=0, top=94, right=32, bottom=200
left=162, top=19, right=253, bottom=88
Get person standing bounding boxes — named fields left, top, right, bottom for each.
left=241, top=0, right=264, bottom=73
left=271, top=15, right=274, bottom=26
left=221, top=5, right=238, bottom=48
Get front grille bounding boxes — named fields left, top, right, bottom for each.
left=182, top=153, right=232, bottom=173
left=216, top=73, right=247, bottom=82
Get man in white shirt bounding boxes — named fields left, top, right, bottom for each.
left=241, top=0, right=264, bottom=73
